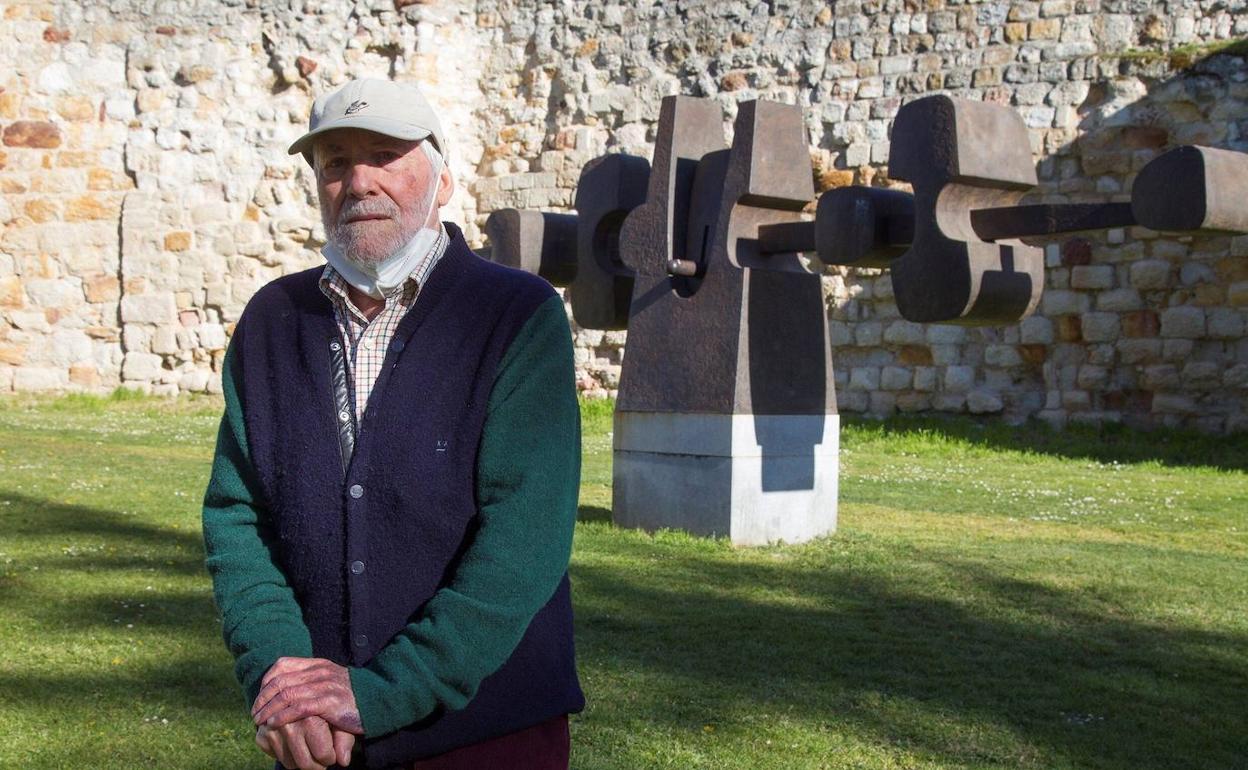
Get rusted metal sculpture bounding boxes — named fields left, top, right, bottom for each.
left=481, top=93, right=1248, bottom=545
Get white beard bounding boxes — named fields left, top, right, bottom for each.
left=319, top=142, right=446, bottom=299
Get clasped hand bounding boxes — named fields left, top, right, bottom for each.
left=251, top=657, right=364, bottom=770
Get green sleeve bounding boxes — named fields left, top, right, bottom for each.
left=348, top=294, right=581, bottom=737
left=202, top=340, right=314, bottom=706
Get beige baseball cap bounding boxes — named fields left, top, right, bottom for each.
left=288, top=77, right=447, bottom=165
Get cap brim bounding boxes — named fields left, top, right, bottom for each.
left=288, top=115, right=434, bottom=159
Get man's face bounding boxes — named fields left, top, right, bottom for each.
left=313, top=128, right=446, bottom=266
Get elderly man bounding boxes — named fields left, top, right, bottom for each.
left=201, top=78, right=584, bottom=770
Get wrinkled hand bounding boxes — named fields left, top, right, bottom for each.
left=253, top=657, right=364, bottom=735
left=256, top=716, right=355, bottom=769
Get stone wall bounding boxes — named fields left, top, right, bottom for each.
left=1, top=0, right=1246, bottom=431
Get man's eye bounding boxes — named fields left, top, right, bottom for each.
left=375, top=151, right=400, bottom=164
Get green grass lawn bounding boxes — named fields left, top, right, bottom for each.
left=0, top=393, right=1245, bottom=769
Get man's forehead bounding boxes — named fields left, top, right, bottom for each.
left=314, top=129, right=420, bottom=153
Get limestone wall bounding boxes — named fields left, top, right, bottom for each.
left=1, top=0, right=1246, bottom=432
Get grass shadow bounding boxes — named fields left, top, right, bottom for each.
left=842, top=414, right=1248, bottom=473
left=570, top=538, right=1248, bottom=769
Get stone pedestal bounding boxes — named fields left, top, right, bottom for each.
left=613, top=411, right=839, bottom=546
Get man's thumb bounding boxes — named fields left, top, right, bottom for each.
left=333, top=729, right=356, bottom=767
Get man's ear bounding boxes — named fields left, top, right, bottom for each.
left=436, top=165, right=454, bottom=206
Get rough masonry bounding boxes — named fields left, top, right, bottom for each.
left=1, top=0, right=1246, bottom=432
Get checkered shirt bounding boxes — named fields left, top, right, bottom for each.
left=318, top=224, right=449, bottom=421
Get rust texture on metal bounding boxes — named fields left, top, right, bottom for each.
left=887, top=94, right=1045, bottom=325
left=480, top=90, right=1248, bottom=410
left=1132, top=145, right=1248, bottom=233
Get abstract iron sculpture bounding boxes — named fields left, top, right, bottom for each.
left=482, top=93, right=1248, bottom=545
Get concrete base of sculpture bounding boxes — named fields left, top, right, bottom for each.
left=612, top=411, right=839, bottom=546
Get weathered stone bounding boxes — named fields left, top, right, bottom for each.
left=1130, top=260, right=1172, bottom=290
left=1159, top=307, right=1205, bottom=338
left=0, top=275, right=24, bottom=307
left=880, top=366, right=911, bottom=391
left=1071, top=265, right=1114, bottom=290
left=13, top=367, right=63, bottom=391
left=944, top=366, right=975, bottom=393
left=120, top=294, right=175, bottom=324
left=848, top=367, right=880, bottom=391
left=164, top=231, right=193, bottom=252
left=1080, top=312, right=1120, bottom=342
left=122, top=352, right=164, bottom=381
left=984, top=344, right=1022, bottom=367
left=967, top=390, right=1004, bottom=414
left=3, top=121, right=61, bottom=148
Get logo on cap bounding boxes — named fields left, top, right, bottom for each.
left=344, top=100, right=368, bottom=115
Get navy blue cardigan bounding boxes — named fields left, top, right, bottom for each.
left=206, top=223, right=584, bottom=767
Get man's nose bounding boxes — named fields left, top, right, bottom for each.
left=342, top=162, right=381, bottom=197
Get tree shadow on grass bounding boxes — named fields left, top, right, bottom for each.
left=569, top=537, right=1248, bottom=770
left=0, top=491, right=207, bottom=576
left=842, top=414, right=1248, bottom=474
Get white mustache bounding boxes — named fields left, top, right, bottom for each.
left=338, top=199, right=399, bottom=224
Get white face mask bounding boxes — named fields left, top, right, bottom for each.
left=322, top=142, right=446, bottom=300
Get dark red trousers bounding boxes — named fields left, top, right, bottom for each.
left=408, top=715, right=570, bottom=770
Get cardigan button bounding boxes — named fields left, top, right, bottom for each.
left=338, top=410, right=351, bottom=423
left=349, top=484, right=364, bottom=499
left=329, top=340, right=341, bottom=352
left=350, top=560, right=365, bottom=575
left=390, top=339, right=405, bottom=353
left=353, top=633, right=368, bottom=648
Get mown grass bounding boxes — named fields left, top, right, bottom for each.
left=0, top=393, right=1244, bottom=769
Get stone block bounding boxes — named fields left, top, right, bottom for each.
left=121, top=293, right=175, bottom=324
left=13, top=367, right=63, bottom=391
left=1077, top=365, right=1110, bottom=389
left=1130, top=259, right=1172, bottom=289
left=1071, top=265, right=1114, bottom=289
left=1225, top=364, right=1248, bottom=389
left=880, top=366, right=912, bottom=391
left=944, top=365, right=975, bottom=392
left=195, top=322, right=225, bottom=352
left=1162, top=340, right=1194, bottom=362
left=1080, top=312, right=1120, bottom=342
left=930, top=344, right=960, bottom=366
left=64, top=195, right=114, bottom=221
left=1206, top=308, right=1245, bottom=339
left=1042, top=289, right=1088, bottom=316
left=1097, top=288, right=1142, bottom=312
left=3, top=121, right=61, bottom=148
left=1142, top=364, right=1180, bottom=389
left=926, top=324, right=966, bottom=344
left=854, top=322, right=882, bottom=346
left=967, top=390, right=1004, bottom=414
left=1182, top=361, right=1222, bottom=390
left=0, top=275, right=23, bottom=307
left=913, top=367, right=937, bottom=392
left=932, top=393, right=966, bottom=412
left=150, top=325, right=179, bottom=355
left=83, top=274, right=120, bottom=303
left=122, top=351, right=164, bottom=381
left=1228, top=282, right=1248, bottom=307
left=1121, top=310, right=1159, bottom=338
left=1159, top=306, right=1205, bottom=338
left=849, top=367, right=880, bottom=391
left=883, top=320, right=925, bottom=345
left=164, top=231, right=192, bottom=251
left=984, top=344, right=1022, bottom=367
left=68, top=363, right=100, bottom=388
left=1117, top=339, right=1161, bottom=365
left=1020, top=316, right=1054, bottom=344
left=1152, top=394, right=1197, bottom=415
